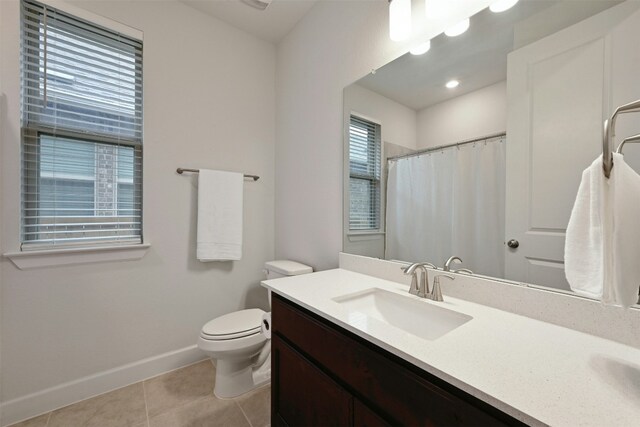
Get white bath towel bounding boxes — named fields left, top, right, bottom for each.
left=197, top=169, right=243, bottom=261
left=565, top=153, right=640, bottom=307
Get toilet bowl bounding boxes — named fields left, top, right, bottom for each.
left=197, top=260, right=312, bottom=398
left=198, top=308, right=269, bottom=398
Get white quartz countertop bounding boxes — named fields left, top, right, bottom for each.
left=262, top=269, right=640, bottom=427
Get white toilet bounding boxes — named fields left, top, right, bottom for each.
left=197, top=260, right=313, bottom=398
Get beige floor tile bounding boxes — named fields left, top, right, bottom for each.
left=48, top=383, right=146, bottom=427
left=235, top=386, right=270, bottom=427
left=144, top=359, right=215, bottom=417
left=7, top=413, right=50, bottom=427
left=148, top=396, right=250, bottom=427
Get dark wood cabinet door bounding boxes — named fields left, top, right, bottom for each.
left=272, top=334, right=352, bottom=427
left=353, top=399, right=392, bottom=427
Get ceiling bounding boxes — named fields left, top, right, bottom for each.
left=181, top=0, right=318, bottom=43
left=357, top=0, right=621, bottom=111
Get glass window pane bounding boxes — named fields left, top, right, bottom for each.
left=37, top=26, right=140, bottom=138
left=39, top=177, right=94, bottom=216
left=20, top=0, right=144, bottom=248
left=349, top=115, right=381, bottom=231
left=22, top=134, right=140, bottom=245
left=349, top=178, right=380, bottom=230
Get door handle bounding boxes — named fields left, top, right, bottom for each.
left=507, top=239, right=519, bottom=249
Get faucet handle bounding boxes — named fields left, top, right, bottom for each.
left=430, top=274, right=455, bottom=302
left=408, top=271, right=420, bottom=296
left=401, top=263, right=415, bottom=274
left=453, top=268, right=473, bottom=275
left=417, top=269, right=430, bottom=298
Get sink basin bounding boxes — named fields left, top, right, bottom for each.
left=333, top=288, right=472, bottom=341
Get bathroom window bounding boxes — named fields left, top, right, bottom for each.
left=348, top=115, right=381, bottom=231
left=20, top=0, right=143, bottom=250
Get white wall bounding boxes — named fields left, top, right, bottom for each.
left=275, top=1, right=398, bottom=272
left=417, top=80, right=507, bottom=149
left=275, top=0, right=493, bottom=271
left=0, top=0, right=275, bottom=424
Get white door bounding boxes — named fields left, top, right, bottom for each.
left=505, top=2, right=640, bottom=290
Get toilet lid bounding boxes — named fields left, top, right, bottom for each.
left=201, top=308, right=265, bottom=340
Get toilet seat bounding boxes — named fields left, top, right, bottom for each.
left=200, top=308, right=265, bottom=341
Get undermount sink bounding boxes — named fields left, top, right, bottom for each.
left=333, top=288, right=472, bottom=341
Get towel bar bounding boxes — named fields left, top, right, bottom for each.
left=616, top=133, right=640, bottom=154
left=603, top=99, right=640, bottom=178
left=176, top=168, right=259, bottom=181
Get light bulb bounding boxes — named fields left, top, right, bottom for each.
left=446, top=80, right=460, bottom=89
left=444, top=18, right=470, bottom=37
left=424, top=0, right=446, bottom=19
left=490, top=0, right=519, bottom=13
left=409, top=41, right=431, bottom=55
left=389, top=0, right=411, bottom=42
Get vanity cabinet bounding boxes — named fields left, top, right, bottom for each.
left=271, top=294, right=525, bottom=427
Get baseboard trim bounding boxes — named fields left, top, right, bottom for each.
left=1, top=345, right=206, bottom=427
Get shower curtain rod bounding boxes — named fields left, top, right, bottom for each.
left=387, top=132, right=506, bottom=162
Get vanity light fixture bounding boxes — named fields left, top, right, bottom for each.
left=424, top=0, right=446, bottom=19
left=444, top=18, right=470, bottom=37
left=410, top=40, right=431, bottom=55
left=446, top=79, right=460, bottom=89
left=489, top=0, right=519, bottom=13
left=389, top=0, right=412, bottom=42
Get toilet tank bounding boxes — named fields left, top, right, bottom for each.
left=264, top=260, right=313, bottom=280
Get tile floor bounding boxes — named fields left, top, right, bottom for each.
left=9, top=360, right=270, bottom=427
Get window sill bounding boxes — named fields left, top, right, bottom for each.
left=3, top=243, right=151, bottom=270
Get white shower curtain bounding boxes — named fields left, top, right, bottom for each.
left=386, top=137, right=505, bottom=278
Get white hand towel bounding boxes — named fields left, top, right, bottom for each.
left=565, top=153, right=640, bottom=307
left=607, top=152, right=640, bottom=307
left=565, top=155, right=606, bottom=299
left=197, top=169, right=243, bottom=261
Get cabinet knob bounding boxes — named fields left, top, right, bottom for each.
left=507, top=239, right=519, bottom=249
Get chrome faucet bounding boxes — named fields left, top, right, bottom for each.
left=402, top=262, right=436, bottom=298
left=443, top=256, right=474, bottom=275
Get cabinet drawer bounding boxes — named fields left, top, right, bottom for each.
left=272, top=294, right=519, bottom=426
left=272, top=334, right=352, bottom=427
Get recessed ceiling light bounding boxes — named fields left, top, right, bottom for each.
left=444, top=18, right=470, bottom=37
left=409, top=41, right=431, bottom=56
left=446, top=80, right=460, bottom=89
left=490, top=0, right=519, bottom=13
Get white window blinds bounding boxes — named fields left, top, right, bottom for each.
left=349, top=115, right=381, bottom=231
left=20, top=0, right=143, bottom=250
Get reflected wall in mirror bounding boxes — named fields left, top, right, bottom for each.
left=343, top=0, right=640, bottom=297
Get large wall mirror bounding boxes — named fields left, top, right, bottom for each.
left=343, top=0, right=640, bottom=297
